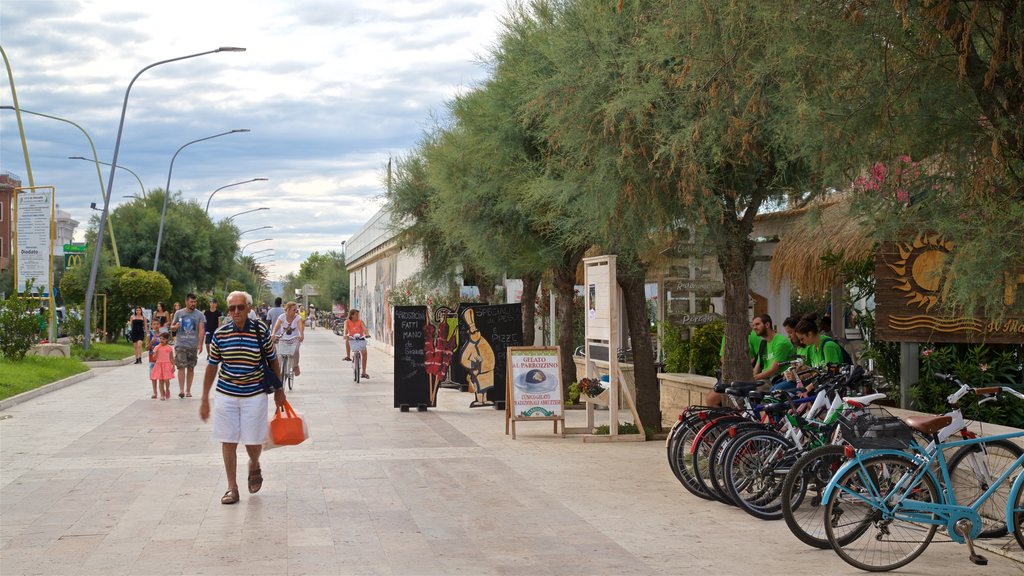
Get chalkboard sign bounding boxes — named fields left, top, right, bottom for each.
left=455, top=303, right=522, bottom=406
left=393, top=306, right=431, bottom=408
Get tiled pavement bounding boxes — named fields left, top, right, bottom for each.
left=2, top=330, right=1022, bottom=575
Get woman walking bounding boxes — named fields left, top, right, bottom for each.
left=151, top=332, right=175, bottom=400
left=153, top=302, right=170, bottom=334
left=129, top=306, right=148, bottom=364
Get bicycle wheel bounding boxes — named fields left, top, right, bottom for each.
left=1011, top=473, right=1024, bottom=550
left=353, top=351, right=361, bottom=383
left=668, top=415, right=716, bottom=500
left=823, top=454, right=940, bottom=572
left=709, top=422, right=767, bottom=506
left=947, top=439, right=1023, bottom=539
left=691, top=416, right=746, bottom=503
left=722, top=429, right=795, bottom=520
left=781, top=444, right=847, bottom=548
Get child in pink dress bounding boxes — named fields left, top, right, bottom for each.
left=150, top=332, right=176, bottom=400
left=147, top=335, right=159, bottom=399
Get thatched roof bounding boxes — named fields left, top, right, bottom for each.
left=768, top=195, right=876, bottom=295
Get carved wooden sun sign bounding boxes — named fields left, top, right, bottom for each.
left=886, top=233, right=954, bottom=312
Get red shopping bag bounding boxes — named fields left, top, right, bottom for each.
left=270, top=401, right=306, bottom=446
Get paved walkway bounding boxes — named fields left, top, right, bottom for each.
left=2, top=330, right=1022, bottom=575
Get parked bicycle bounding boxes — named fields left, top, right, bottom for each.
left=820, top=373, right=1024, bottom=571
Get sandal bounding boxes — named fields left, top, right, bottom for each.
left=151, top=394, right=157, bottom=399
left=186, top=393, right=193, bottom=397
left=221, top=489, right=239, bottom=505
left=248, top=467, right=263, bottom=494
left=179, top=393, right=185, bottom=399
left=362, top=373, right=370, bottom=379
left=343, top=357, right=351, bottom=362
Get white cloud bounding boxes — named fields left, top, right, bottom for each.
left=0, top=0, right=507, bottom=279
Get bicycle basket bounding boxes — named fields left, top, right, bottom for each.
left=276, top=340, right=297, bottom=356
left=839, top=405, right=915, bottom=450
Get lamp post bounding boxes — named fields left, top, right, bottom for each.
left=238, top=225, right=271, bottom=237
left=153, top=128, right=250, bottom=271
left=68, top=156, right=147, bottom=199
left=83, top=46, right=245, bottom=350
left=240, top=238, right=273, bottom=256
left=205, top=178, right=267, bottom=213
left=226, top=207, right=268, bottom=221
left=0, top=106, right=121, bottom=266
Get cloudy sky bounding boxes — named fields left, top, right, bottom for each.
left=0, top=0, right=509, bottom=278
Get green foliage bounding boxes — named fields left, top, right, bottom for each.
left=0, top=292, right=40, bottom=360
left=0, top=355, right=88, bottom=400
left=661, top=322, right=691, bottom=374
left=390, top=275, right=459, bottom=309
left=660, top=320, right=723, bottom=376
left=914, top=344, right=1024, bottom=428
left=567, top=381, right=580, bottom=404
left=89, top=190, right=240, bottom=297
left=689, top=321, right=725, bottom=378
left=71, top=341, right=135, bottom=362
left=281, top=250, right=348, bottom=309
left=103, top=267, right=172, bottom=342
left=62, top=306, right=86, bottom=346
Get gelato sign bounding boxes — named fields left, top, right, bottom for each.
left=505, top=346, right=565, bottom=438
left=14, top=187, right=54, bottom=296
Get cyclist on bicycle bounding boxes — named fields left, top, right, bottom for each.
left=342, top=309, right=369, bottom=379
left=272, top=301, right=304, bottom=376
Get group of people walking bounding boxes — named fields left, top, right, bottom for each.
left=128, top=295, right=211, bottom=400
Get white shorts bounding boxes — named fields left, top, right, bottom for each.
left=212, top=392, right=268, bottom=445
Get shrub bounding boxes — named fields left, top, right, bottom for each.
left=661, top=322, right=691, bottom=373
left=914, top=344, right=1024, bottom=428
left=688, top=320, right=724, bottom=377
left=0, top=295, right=40, bottom=360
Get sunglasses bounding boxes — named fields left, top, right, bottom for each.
left=228, top=305, right=247, bottom=312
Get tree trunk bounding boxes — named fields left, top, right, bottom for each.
left=618, top=261, right=660, bottom=432
left=553, top=248, right=586, bottom=396
left=520, top=272, right=541, bottom=346
left=716, top=188, right=765, bottom=384
left=477, top=275, right=496, bottom=304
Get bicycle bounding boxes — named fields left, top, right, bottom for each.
left=349, top=334, right=368, bottom=383
left=276, top=338, right=298, bottom=391
left=821, top=374, right=1024, bottom=571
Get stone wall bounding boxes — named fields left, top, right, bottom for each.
left=658, top=372, right=718, bottom=428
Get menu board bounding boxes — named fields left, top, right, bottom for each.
left=14, top=187, right=54, bottom=295
left=508, top=347, right=563, bottom=418
left=393, top=306, right=431, bottom=408
left=455, top=303, right=522, bottom=404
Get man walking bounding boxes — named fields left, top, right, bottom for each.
left=200, top=291, right=284, bottom=505
left=203, top=299, right=222, bottom=356
left=266, top=297, right=285, bottom=334
left=171, top=293, right=205, bottom=398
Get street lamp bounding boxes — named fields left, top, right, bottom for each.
left=247, top=248, right=273, bottom=257
left=226, top=207, right=268, bottom=221
left=239, top=225, right=272, bottom=236
left=240, top=238, right=273, bottom=256
left=154, top=128, right=250, bottom=271
left=205, top=178, right=268, bottom=213
left=83, top=46, right=246, bottom=351
left=68, top=156, right=146, bottom=199
left=0, top=106, right=122, bottom=267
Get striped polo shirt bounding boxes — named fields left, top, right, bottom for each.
left=208, top=318, right=277, bottom=397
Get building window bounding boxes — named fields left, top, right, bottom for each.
left=0, top=200, right=4, bottom=221
left=0, top=236, right=4, bottom=258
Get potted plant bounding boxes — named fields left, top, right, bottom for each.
left=578, top=377, right=609, bottom=405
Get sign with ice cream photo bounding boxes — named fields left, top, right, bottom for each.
left=505, top=346, right=564, bottom=439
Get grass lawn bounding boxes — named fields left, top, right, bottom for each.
left=0, top=355, right=90, bottom=401
left=71, top=341, right=136, bottom=362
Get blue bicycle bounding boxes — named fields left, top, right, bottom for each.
left=821, top=373, right=1024, bottom=571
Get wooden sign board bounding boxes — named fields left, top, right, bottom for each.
left=393, top=306, right=432, bottom=408
left=505, top=346, right=564, bottom=439
left=875, top=234, right=1024, bottom=344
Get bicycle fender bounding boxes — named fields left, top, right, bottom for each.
left=821, top=449, right=933, bottom=502
left=1005, top=469, right=1024, bottom=535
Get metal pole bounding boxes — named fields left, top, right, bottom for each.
left=154, top=128, right=250, bottom=271
left=84, top=46, right=245, bottom=350
left=205, top=178, right=267, bottom=213
left=899, top=342, right=919, bottom=409
left=0, top=108, right=122, bottom=267
left=69, top=156, right=146, bottom=199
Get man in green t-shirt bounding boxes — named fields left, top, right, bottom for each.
left=752, top=314, right=793, bottom=382
left=718, top=322, right=765, bottom=368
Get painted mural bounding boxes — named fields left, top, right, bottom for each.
left=351, top=253, right=397, bottom=347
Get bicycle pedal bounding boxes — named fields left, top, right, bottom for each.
left=969, top=553, right=988, bottom=566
